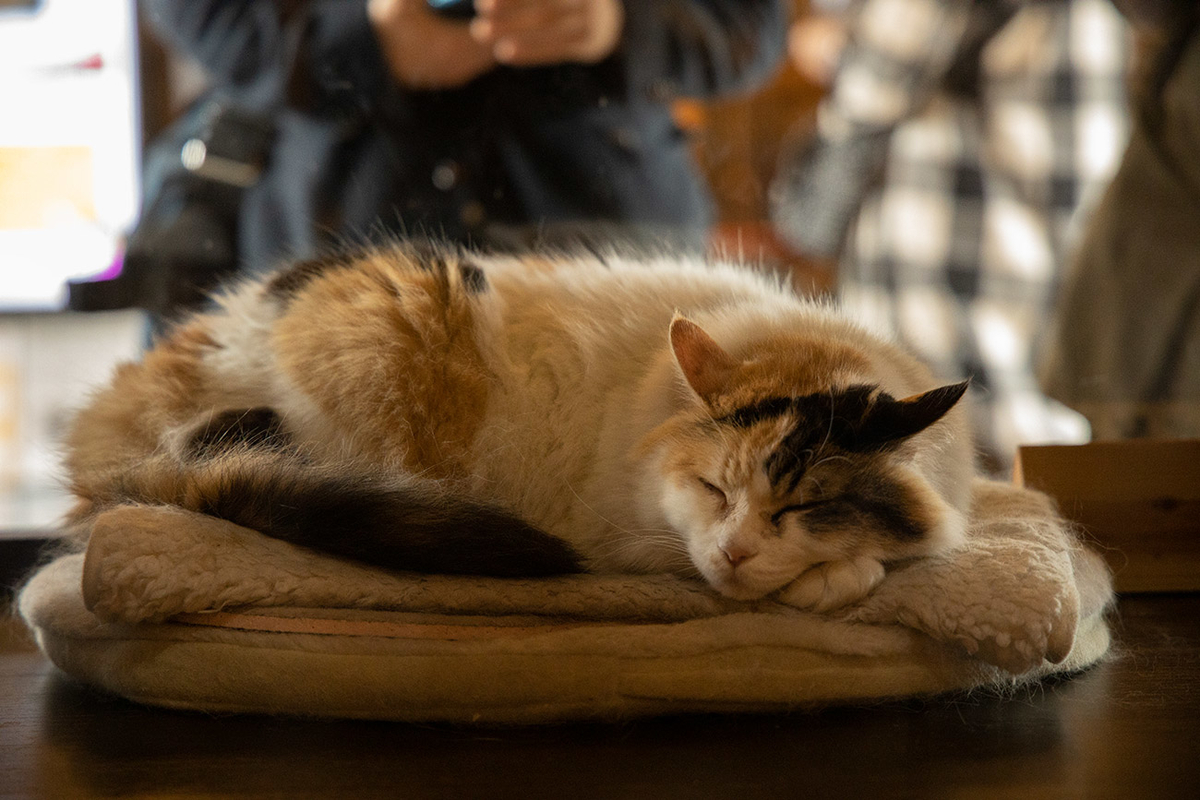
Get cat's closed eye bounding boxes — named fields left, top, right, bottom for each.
left=697, top=478, right=728, bottom=511
left=770, top=499, right=833, bottom=526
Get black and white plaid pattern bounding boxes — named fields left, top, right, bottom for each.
left=774, top=0, right=1131, bottom=472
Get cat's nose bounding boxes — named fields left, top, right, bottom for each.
left=720, top=540, right=758, bottom=567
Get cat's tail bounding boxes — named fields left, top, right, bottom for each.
left=75, top=449, right=584, bottom=578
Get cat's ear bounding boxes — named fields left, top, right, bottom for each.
left=853, top=380, right=970, bottom=450
left=670, top=316, right=738, bottom=403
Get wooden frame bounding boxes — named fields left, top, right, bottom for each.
left=1015, top=440, right=1200, bottom=593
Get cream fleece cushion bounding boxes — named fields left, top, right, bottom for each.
left=18, top=479, right=1113, bottom=723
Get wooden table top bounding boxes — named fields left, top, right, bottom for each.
left=2, top=593, right=1198, bottom=799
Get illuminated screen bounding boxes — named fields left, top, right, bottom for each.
left=0, top=0, right=140, bottom=311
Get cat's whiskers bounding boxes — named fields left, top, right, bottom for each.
left=588, top=528, right=692, bottom=567
left=563, top=478, right=629, bottom=532
left=819, top=387, right=838, bottom=455
left=585, top=527, right=691, bottom=573
left=810, top=453, right=853, bottom=470
left=592, top=534, right=695, bottom=572
left=591, top=529, right=689, bottom=554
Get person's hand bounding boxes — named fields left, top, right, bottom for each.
left=469, top=0, right=625, bottom=66
left=368, top=0, right=497, bottom=89
left=787, top=14, right=846, bottom=88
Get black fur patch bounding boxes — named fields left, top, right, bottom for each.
left=723, top=382, right=966, bottom=495
left=406, top=242, right=488, bottom=295
left=264, top=255, right=347, bottom=301
left=197, top=460, right=583, bottom=578
left=851, top=380, right=970, bottom=449
left=184, top=408, right=288, bottom=459
left=457, top=260, right=487, bottom=294
left=718, top=387, right=877, bottom=494
left=803, top=475, right=925, bottom=541
left=265, top=246, right=488, bottom=307
left=721, top=396, right=805, bottom=429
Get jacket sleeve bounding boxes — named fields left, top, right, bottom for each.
left=141, top=0, right=391, bottom=117
left=770, top=0, right=974, bottom=257
left=620, top=0, right=787, bottom=101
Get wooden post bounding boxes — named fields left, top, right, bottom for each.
left=1015, top=440, right=1200, bottom=593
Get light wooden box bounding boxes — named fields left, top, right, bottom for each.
left=1014, top=440, right=1200, bottom=593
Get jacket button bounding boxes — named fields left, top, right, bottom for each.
left=432, top=159, right=460, bottom=191
left=460, top=201, right=485, bottom=227
left=609, top=127, right=639, bottom=152
left=646, top=79, right=677, bottom=102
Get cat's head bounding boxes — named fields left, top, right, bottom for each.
left=641, top=316, right=970, bottom=601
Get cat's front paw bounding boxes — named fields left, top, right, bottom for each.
left=778, top=557, right=885, bottom=613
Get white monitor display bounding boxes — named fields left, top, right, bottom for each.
left=0, top=0, right=141, bottom=311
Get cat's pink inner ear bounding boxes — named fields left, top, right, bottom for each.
left=670, top=317, right=738, bottom=402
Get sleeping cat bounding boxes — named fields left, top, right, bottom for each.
left=64, top=244, right=974, bottom=611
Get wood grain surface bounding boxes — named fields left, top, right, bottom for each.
left=2, top=595, right=1198, bottom=799
left=1017, top=440, right=1200, bottom=592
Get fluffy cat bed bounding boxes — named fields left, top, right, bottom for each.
left=19, top=480, right=1113, bottom=724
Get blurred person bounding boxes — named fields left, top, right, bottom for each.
left=133, top=0, right=786, bottom=287
left=1041, top=0, right=1200, bottom=439
left=787, top=0, right=849, bottom=87
left=770, top=0, right=1131, bottom=473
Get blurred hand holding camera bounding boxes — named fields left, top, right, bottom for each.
left=369, top=0, right=624, bottom=89
left=368, top=0, right=497, bottom=89
left=470, top=0, right=625, bottom=67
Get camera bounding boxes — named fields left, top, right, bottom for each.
left=426, top=0, right=475, bottom=19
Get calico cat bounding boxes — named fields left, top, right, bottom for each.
left=64, top=244, right=974, bottom=611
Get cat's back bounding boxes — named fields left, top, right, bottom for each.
left=66, top=245, right=494, bottom=487
left=483, top=252, right=935, bottom=401
left=484, top=251, right=793, bottom=318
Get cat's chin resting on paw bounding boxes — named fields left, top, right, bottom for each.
left=63, top=243, right=976, bottom=612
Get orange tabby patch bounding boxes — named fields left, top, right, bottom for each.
left=63, top=319, right=219, bottom=512
left=710, top=335, right=873, bottom=418
left=271, top=253, right=490, bottom=478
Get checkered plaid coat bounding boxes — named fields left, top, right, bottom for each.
left=773, top=0, right=1130, bottom=472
